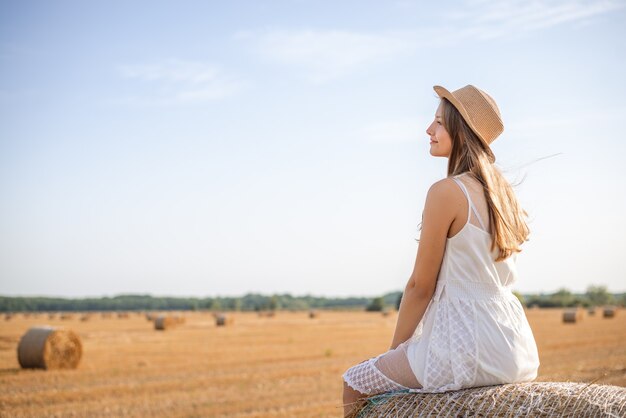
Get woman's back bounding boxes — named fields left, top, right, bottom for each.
left=449, top=173, right=491, bottom=236
left=442, top=172, right=519, bottom=290
left=401, top=172, right=539, bottom=393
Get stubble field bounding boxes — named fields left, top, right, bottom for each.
left=0, top=308, right=624, bottom=417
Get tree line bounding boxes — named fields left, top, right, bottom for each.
left=0, top=286, right=623, bottom=312
left=0, top=292, right=400, bottom=312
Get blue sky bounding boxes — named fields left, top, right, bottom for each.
left=1, top=0, right=625, bottom=298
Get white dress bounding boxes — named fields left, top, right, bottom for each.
left=343, top=173, right=540, bottom=394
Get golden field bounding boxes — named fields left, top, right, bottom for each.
left=0, top=308, right=624, bottom=417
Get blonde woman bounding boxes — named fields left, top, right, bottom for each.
left=342, top=85, right=540, bottom=417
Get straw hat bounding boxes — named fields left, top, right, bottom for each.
left=433, top=84, right=503, bottom=163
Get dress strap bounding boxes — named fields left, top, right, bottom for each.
left=452, top=175, right=487, bottom=231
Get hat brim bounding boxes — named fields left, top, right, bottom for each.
left=432, top=85, right=496, bottom=163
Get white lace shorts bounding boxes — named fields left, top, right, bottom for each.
left=343, top=339, right=422, bottom=395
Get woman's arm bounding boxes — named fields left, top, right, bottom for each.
left=389, top=178, right=460, bottom=350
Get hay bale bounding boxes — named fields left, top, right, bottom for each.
left=309, top=310, right=318, bottom=319
left=59, top=313, right=74, bottom=320
left=588, top=307, right=596, bottom=315
left=215, top=314, right=233, bottom=326
left=154, top=316, right=177, bottom=330
left=562, top=309, right=578, bottom=323
left=603, top=307, right=616, bottom=318
left=347, top=382, right=626, bottom=418
left=17, top=326, right=82, bottom=370
left=145, top=313, right=154, bottom=321
left=117, top=312, right=129, bottom=319
left=79, top=314, right=91, bottom=322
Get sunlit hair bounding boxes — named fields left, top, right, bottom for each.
left=419, top=98, right=530, bottom=262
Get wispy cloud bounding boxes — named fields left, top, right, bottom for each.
left=238, top=28, right=417, bottom=84
left=114, top=58, right=247, bottom=106
left=237, top=0, right=622, bottom=83
left=447, top=0, right=625, bottom=40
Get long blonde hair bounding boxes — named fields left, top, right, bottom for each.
left=427, top=98, right=530, bottom=261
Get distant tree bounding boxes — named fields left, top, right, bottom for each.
left=549, top=288, right=576, bottom=307
left=585, top=285, right=613, bottom=306
left=396, top=292, right=403, bottom=310
left=212, top=299, right=222, bottom=311
left=268, top=295, right=279, bottom=311
left=366, top=297, right=385, bottom=312
left=512, top=291, right=525, bottom=306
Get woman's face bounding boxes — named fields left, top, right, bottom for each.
left=426, top=101, right=452, bottom=158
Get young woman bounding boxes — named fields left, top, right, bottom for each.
left=342, top=84, right=540, bottom=417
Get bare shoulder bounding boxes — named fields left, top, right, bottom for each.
left=426, top=177, right=462, bottom=204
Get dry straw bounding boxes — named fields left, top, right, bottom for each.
left=17, top=326, right=82, bottom=370
left=603, top=307, right=616, bottom=318
left=154, top=315, right=182, bottom=330
left=215, top=314, right=234, bottom=326
left=346, top=382, right=626, bottom=418
left=154, top=316, right=174, bottom=330
left=562, top=309, right=579, bottom=323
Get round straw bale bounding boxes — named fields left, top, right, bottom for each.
left=215, top=314, right=233, bottom=326
left=17, top=326, right=82, bottom=370
left=347, top=382, right=626, bottom=418
left=588, top=307, right=596, bottom=315
left=145, top=313, right=154, bottom=321
left=4, top=313, right=12, bottom=321
left=79, top=314, right=91, bottom=322
left=562, top=310, right=577, bottom=323
left=309, top=310, right=318, bottom=319
left=59, top=313, right=74, bottom=320
left=154, top=316, right=177, bottom=330
left=603, top=307, right=615, bottom=318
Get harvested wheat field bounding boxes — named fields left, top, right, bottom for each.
left=0, top=308, right=624, bottom=417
